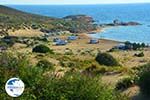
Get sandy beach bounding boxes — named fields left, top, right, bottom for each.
left=7, top=26, right=121, bottom=54
left=51, top=28, right=121, bottom=53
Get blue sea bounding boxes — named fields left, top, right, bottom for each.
left=8, top=4, right=150, bottom=43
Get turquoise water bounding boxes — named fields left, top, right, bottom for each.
left=8, top=4, right=150, bottom=43
left=90, top=25, right=150, bottom=43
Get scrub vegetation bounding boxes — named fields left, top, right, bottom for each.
left=0, top=5, right=150, bottom=100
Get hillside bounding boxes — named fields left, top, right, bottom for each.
left=0, top=5, right=98, bottom=36
left=0, top=5, right=56, bottom=21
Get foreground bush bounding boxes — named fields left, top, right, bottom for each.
left=132, top=63, right=150, bottom=96
left=115, top=77, right=135, bottom=91
left=139, top=72, right=150, bottom=96
left=37, top=59, right=54, bottom=70
left=0, top=52, right=31, bottom=99
left=0, top=52, right=128, bottom=100
left=32, top=44, right=53, bottom=53
left=0, top=52, right=29, bottom=72
left=134, top=52, right=144, bottom=57
left=95, top=52, right=120, bottom=66
left=138, top=63, right=150, bottom=96
left=21, top=72, right=128, bottom=100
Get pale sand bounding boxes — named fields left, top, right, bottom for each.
left=50, top=27, right=121, bottom=53
left=51, top=32, right=121, bottom=54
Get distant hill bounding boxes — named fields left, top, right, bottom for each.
left=0, top=5, right=56, bottom=21
left=0, top=5, right=98, bottom=36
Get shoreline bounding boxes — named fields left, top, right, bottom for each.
left=82, top=27, right=122, bottom=44
left=51, top=27, right=121, bottom=53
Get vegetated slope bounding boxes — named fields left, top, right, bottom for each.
left=0, top=5, right=97, bottom=36
left=0, top=5, right=56, bottom=22
left=0, top=5, right=57, bottom=35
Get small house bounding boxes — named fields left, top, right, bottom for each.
left=114, top=43, right=126, bottom=50
left=68, top=36, right=77, bottom=40
left=56, top=40, right=67, bottom=45
left=53, top=38, right=61, bottom=42
left=89, top=39, right=99, bottom=44
left=88, top=32, right=96, bottom=34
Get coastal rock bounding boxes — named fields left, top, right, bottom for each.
left=121, top=21, right=141, bottom=26
left=104, top=20, right=141, bottom=26
left=63, top=15, right=94, bottom=23
left=113, top=19, right=141, bottom=26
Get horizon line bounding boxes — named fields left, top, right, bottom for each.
left=1, top=2, right=150, bottom=5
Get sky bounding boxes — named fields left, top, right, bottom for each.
left=1, top=0, right=150, bottom=5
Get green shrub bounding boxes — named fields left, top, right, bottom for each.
left=85, top=64, right=97, bottom=72
left=83, top=65, right=108, bottom=75
left=60, top=60, right=77, bottom=68
left=0, top=52, right=31, bottom=99
left=141, top=43, right=146, bottom=47
left=124, top=41, right=146, bottom=50
left=21, top=66, right=44, bottom=88
left=0, top=42, right=8, bottom=48
left=32, top=44, right=53, bottom=53
left=0, top=52, right=29, bottom=71
left=137, top=63, right=150, bottom=96
left=31, top=24, right=40, bottom=29
left=30, top=72, right=128, bottom=100
left=131, top=63, right=150, bottom=96
left=134, top=52, right=144, bottom=57
left=115, top=77, right=135, bottom=91
left=108, top=48, right=118, bottom=52
left=95, top=52, right=120, bottom=66
left=139, top=71, right=150, bottom=96
left=96, top=67, right=107, bottom=74
left=134, top=63, right=150, bottom=74
left=83, top=64, right=98, bottom=75
left=37, top=59, right=54, bottom=70
left=64, top=51, right=74, bottom=55
left=0, top=52, right=128, bottom=100
left=2, top=36, right=17, bottom=46
left=40, top=37, right=48, bottom=42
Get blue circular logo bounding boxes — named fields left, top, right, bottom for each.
left=5, top=78, right=25, bottom=97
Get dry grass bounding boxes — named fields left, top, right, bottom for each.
left=8, top=29, right=44, bottom=37
left=5, top=30, right=150, bottom=100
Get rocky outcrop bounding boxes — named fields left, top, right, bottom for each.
left=63, top=15, right=94, bottom=23
left=120, top=21, right=141, bottom=26
left=104, top=19, right=141, bottom=26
